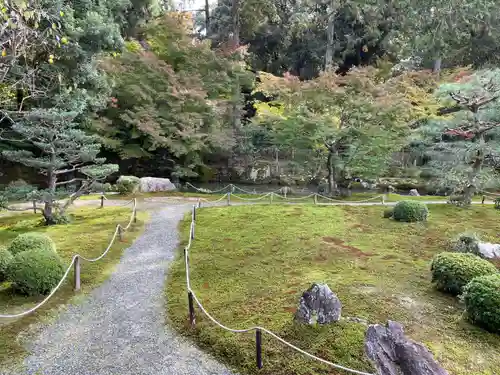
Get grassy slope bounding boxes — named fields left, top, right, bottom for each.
left=0, top=206, right=147, bottom=370
left=166, top=205, right=500, bottom=375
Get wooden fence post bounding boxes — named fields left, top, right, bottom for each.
left=188, top=291, right=196, bottom=326
left=270, top=193, right=273, bottom=205
left=32, top=200, right=37, bottom=214
left=482, top=195, right=486, bottom=205
left=382, top=195, right=386, bottom=205
left=314, top=194, right=318, bottom=205
left=74, top=256, right=81, bottom=291
left=133, top=208, right=137, bottom=223
left=192, top=205, right=196, bottom=222
left=256, top=328, right=263, bottom=369
left=227, top=192, right=231, bottom=206
left=118, top=226, right=123, bottom=241
left=191, top=222, right=195, bottom=240
left=197, top=198, right=201, bottom=208
left=100, top=195, right=104, bottom=209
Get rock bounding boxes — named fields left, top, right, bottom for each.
left=365, top=320, right=449, bottom=375
left=477, top=242, right=500, bottom=259
left=139, top=177, right=177, bottom=193
left=409, top=189, right=420, bottom=196
left=387, top=185, right=396, bottom=193
left=294, top=283, right=342, bottom=324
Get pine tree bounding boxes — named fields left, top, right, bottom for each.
left=1, top=109, right=118, bottom=225
left=420, top=69, right=500, bottom=205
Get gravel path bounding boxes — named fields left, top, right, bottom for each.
left=19, top=205, right=236, bottom=375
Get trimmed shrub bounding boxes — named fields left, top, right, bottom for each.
left=7, top=233, right=56, bottom=256
left=451, top=232, right=480, bottom=255
left=463, top=274, right=500, bottom=333
left=383, top=208, right=394, bottom=218
left=392, top=200, right=428, bottom=222
left=0, top=247, right=13, bottom=282
left=7, top=250, right=65, bottom=295
left=116, top=176, right=140, bottom=195
left=90, top=182, right=112, bottom=193
left=430, top=252, right=497, bottom=295
left=3, top=179, right=38, bottom=201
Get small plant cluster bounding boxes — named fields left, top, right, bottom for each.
left=0, top=233, right=64, bottom=296
left=382, top=200, right=428, bottom=222
left=116, top=176, right=140, bottom=195
left=431, top=251, right=499, bottom=333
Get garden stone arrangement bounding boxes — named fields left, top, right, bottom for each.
left=295, top=283, right=342, bottom=324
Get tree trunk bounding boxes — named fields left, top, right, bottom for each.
left=205, top=0, right=210, bottom=32
left=327, top=150, right=338, bottom=195
left=432, top=57, right=442, bottom=74
left=230, top=0, right=240, bottom=48
left=43, top=169, right=57, bottom=225
left=463, top=149, right=484, bottom=206
left=325, top=4, right=336, bottom=69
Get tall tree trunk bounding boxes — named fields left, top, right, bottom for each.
left=327, top=149, right=338, bottom=195
left=205, top=0, right=210, bottom=32
left=230, top=0, right=240, bottom=48
left=43, top=168, right=57, bottom=225
left=325, top=4, right=336, bottom=69
left=432, top=57, right=442, bottom=74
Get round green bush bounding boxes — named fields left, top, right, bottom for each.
left=383, top=208, right=394, bottom=218
left=7, top=249, right=65, bottom=296
left=430, top=252, right=497, bottom=295
left=463, top=274, right=500, bottom=333
left=0, top=247, right=13, bottom=282
left=392, top=200, right=428, bottom=222
left=116, top=175, right=140, bottom=195
left=7, top=232, right=56, bottom=256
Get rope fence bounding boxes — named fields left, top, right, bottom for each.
left=182, top=203, right=375, bottom=375
left=0, top=198, right=138, bottom=319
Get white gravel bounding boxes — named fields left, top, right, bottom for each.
left=17, top=205, right=237, bottom=375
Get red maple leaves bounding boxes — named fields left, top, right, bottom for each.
left=445, top=128, right=474, bottom=139
left=110, top=97, right=118, bottom=108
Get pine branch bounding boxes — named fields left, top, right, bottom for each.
left=55, top=178, right=84, bottom=186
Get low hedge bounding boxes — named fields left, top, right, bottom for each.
left=392, top=200, right=428, bottom=222
left=430, top=252, right=497, bottom=295
left=463, top=274, right=500, bottom=333
left=0, top=247, right=13, bottom=282
left=7, top=249, right=65, bottom=296
left=7, top=232, right=56, bottom=255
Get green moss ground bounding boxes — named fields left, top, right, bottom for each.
left=166, top=204, right=500, bottom=375
left=0, top=207, right=147, bottom=370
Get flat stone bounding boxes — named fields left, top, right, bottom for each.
left=477, top=242, right=500, bottom=259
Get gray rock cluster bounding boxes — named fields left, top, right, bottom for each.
left=409, top=189, right=420, bottom=196
left=293, top=285, right=449, bottom=375
left=139, top=177, right=177, bottom=193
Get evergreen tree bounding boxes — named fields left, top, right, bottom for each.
left=420, top=69, right=500, bottom=205
left=1, top=108, right=118, bottom=225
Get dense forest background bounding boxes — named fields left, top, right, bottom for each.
left=1, top=0, right=500, bottom=199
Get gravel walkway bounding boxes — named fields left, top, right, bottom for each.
left=19, top=205, right=237, bottom=375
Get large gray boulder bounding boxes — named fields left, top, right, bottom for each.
left=139, top=177, right=177, bottom=193
left=409, top=189, right=420, bottom=196
left=295, top=283, right=342, bottom=324
left=365, top=321, right=449, bottom=375
left=477, top=242, right=500, bottom=259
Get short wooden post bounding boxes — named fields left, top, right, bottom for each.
left=32, top=200, right=37, bottom=214
left=227, top=192, right=231, bottom=206
left=382, top=195, right=386, bottom=205
left=191, top=222, right=195, bottom=240
left=74, top=256, right=81, bottom=291
left=256, top=328, right=263, bottom=369
left=482, top=195, right=486, bottom=205
left=283, top=189, right=287, bottom=199
left=270, top=193, right=273, bottom=204
left=118, top=225, right=123, bottom=241
left=133, top=208, right=137, bottom=223
left=197, top=198, right=201, bottom=208
left=314, top=194, right=318, bottom=205
left=188, top=291, right=196, bottom=326
left=100, top=195, right=104, bottom=208
left=192, top=205, right=196, bottom=222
